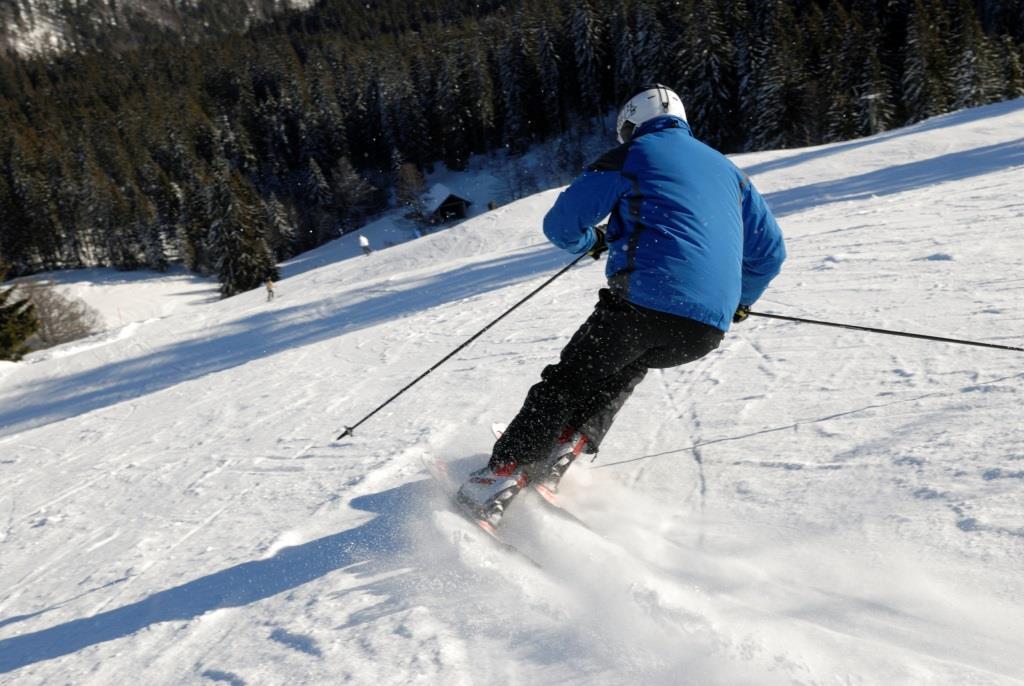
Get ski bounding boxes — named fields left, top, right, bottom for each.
left=421, top=455, right=542, bottom=568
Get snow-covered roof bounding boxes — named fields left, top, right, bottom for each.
left=422, top=183, right=470, bottom=215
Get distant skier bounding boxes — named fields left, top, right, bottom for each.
left=265, top=277, right=275, bottom=301
left=457, top=84, right=787, bottom=525
left=359, top=234, right=372, bottom=256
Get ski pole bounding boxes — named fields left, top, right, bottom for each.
left=749, top=311, right=1024, bottom=353
left=336, top=252, right=590, bottom=440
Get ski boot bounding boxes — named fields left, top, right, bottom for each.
left=528, top=428, right=590, bottom=502
left=456, top=459, right=528, bottom=529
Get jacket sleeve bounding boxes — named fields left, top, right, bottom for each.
left=543, top=167, right=632, bottom=254
left=739, top=177, right=786, bottom=306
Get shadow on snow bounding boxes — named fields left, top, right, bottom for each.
left=0, top=248, right=569, bottom=436
left=741, top=98, right=1024, bottom=178
left=764, top=138, right=1024, bottom=217
left=0, top=480, right=427, bottom=674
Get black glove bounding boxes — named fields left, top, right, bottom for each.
left=587, top=225, right=608, bottom=260
left=733, top=304, right=751, bottom=324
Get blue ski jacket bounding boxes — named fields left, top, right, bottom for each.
left=543, top=116, right=786, bottom=331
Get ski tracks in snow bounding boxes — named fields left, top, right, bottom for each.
left=4, top=101, right=1024, bottom=684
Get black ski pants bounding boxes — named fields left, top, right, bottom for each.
left=491, top=288, right=724, bottom=468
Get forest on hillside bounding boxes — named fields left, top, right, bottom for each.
left=1, top=0, right=1022, bottom=297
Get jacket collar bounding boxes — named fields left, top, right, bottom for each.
left=634, top=115, right=692, bottom=140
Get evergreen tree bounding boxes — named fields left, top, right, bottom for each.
left=795, top=2, right=828, bottom=143
left=633, top=0, right=664, bottom=84
left=8, top=137, right=62, bottom=271
left=305, top=57, right=349, bottom=167
left=208, top=168, right=278, bottom=298
left=0, top=278, right=39, bottom=361
left=300, top=157, right=337, bottom=246
left=535, top=24, right=565, bottom=136
left=262, top=194, right=297, bottom=260
left=346, top=61, right=390, bottom=172
left=387, top=60, right=435, bottom=168
left=677, top=0, right=736, bottom=150
left=609, top=4, right=637, bottom=105
left=747, top=2, right=810, bottom=149
left=135, top=193, right=169, bottom=272
left=434, top=54, right=472, bottom=170
left=180, top=173, right=215, bottom=274
left=951, top=2, right=1003, bottom=109
left=304, top=158, right=334, bottom=208
left=566, top=0, right=604, bottom=122
left=902, top=0, right=952, bottom=122
left=402, top=52, right=440, bottom=168
left=823, top=1, right=860, bottom=141
left=498, top=22, right=534, bottom=153
left=1, top=0, right=1023, bottom=278
left=460, top=39, right=497, bottom=155
left=331, top=157, right=377, bottom=232
left=0, top=166, right=32, bottom=275
left=103, top=184, right=143, bottom=271
left=252, top=93, right=287, bottom=181
left=857, top=32, right=897, bottom=136
left=137, top=160, right=175, bottom=270
left=68, top=150, right=106, bottom=268
left=368, top=72, right=401, bottom=172
left=731, top=0, right=759, bottom=150
left=999, top=35, right=1024, bottom=98
left=394, top=162, right=427, bottom=218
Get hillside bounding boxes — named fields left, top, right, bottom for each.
left=1, top=99, right=1023, bottom=684
left=0, top=0, right=315, bottom=55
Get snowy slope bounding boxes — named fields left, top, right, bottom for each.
left=14, top=267, right=219, bottom=333
left=2, top=99, right=1024, bottom=685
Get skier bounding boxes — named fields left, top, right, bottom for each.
left=265, top=277, right=275, bottom=301
left=457, top=84, right=787, bottom=526
left=359, top=234, right=372, bottom=256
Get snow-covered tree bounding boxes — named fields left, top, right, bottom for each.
left=610, top=5, right=636, bottom=105
left=677, top=0, right=735, bottom=149
left=179, top=174, right=214, bottom=274
left=857, top=38, right=897, bottom=136
left=535, top=24, right=564, bottom=137
left=208, top=169, right=278, bottom=298
left=306, top=57, right=350, bottom=165
left=632, top=0, right=664, bottom=84
left=498, top=24, right=533, bottom=153
left=331, top=157, right=376, bottom=231
left=823, top=2, right=859, bottom=141
left=567, top=1, right=604, bottom=122
left=746, top=1, right=808, bottom=150
left=386, top=60, right=434, bottom=168
left=951, top=4, right=1003, bottom=110
left=434, top=54, right=472, bottom=170
left=303, top=158, right=334, bottom=209
left=999, top=35, right=1024, bottom=98
left=136, top=195, right=170, bottom=272
left=903, top=2, right=939, bottom=123
left=460, top=39, right=496, bottom=154
left=262, top=194, right=296, bottom=260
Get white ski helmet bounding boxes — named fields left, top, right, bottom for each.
left=615, top=84, right=687, bottom=143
